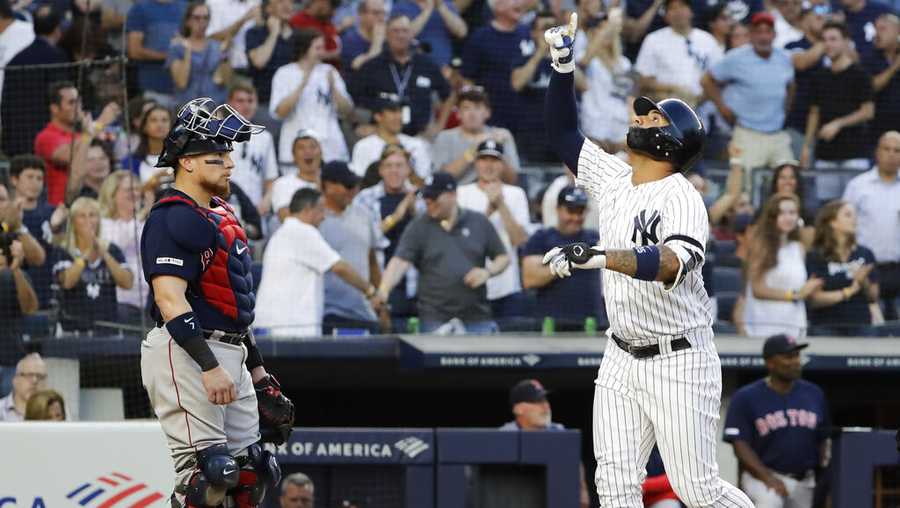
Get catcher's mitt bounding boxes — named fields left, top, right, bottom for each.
left=255, top=374, right=294, bottom=445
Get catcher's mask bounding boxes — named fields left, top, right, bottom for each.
left=157, top=98, right=265, bottom=168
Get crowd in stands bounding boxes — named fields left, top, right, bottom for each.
left=0, top=0, right=898, bottom=352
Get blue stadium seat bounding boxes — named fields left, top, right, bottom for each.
left=717, top=292, right=740, bottom=323
left=713, top=266, right=743, bottom=294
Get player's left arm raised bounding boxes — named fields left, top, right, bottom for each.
left=544, top=190, right=707, bottom=290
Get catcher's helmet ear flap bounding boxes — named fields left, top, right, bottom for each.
left=630, top=96, right=706, bottom=172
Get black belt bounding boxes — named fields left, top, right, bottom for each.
left=612, top=334, right=691, bottom=359
left=202, top=329, right=249, bottom=345
left=775, top=469, right=812, bottom=481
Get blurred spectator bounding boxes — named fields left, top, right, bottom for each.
left=227, top=82, right=280, bottom=215
left=391, top=0, right=468, bottom=68
left=350, top=92, right=432, bottom=179
left=10, top=156, right=64, bottom=308
left=580, top=8, right=633, bottom=154
left=319, top=161, right=384, bottom=333
left=206, top=0, right=260, bottom=74
left=772, top=0, right=804, bottom=48
left=126, top=0, right=187, bottom=108
left=522, top=186, right=605, bottom=331
left=727, top=20, right=750, bottom=49
left=0, top=220, right=39, bottom=360
left=24, top=389, right=65, bottom=421
left=290, top=0, right=341, bottom=64
left=636, top=0, right=722, bottom=107
left=122, top=104, right=173, bottom=184
left=806, top=200, right=879, bottom=335
left=340, top=0, right=387, bottom=72
left=707, top=2, right=734, bottom=50
left=743, top=193, right=822, bottom=337
left=114, top=97, right=155, bottom=161
left=0, top=353, right=46, bottom=419
left=838, top=0, right=893, bottom=58
left=1, top=175, right=46, bottom=270
left=457, top=140, right=529, bottom=326
left=99, top=170, right=151, bottom=325
left=702, top=13, right=794, bottom=173
left=622, top=0, right=665, bottom=60
left=352, top=13, right=450, bottom=137
left=354, top=144, right=422, bottom=321
left=842, top=130, right=900, bottom=321
left=498, top=379, right=592, bottom=508
left=432, top=86, right=519, bottom=184
left=802, top=21, right=873, bottom=192
left=862, top=13, right=900, bottom=147
left=256, top=188, right=381, bottom=337
left=708, top=150, right=747, bottom=229
left=0, top=5, right=68, bottom=158
left=279, top=472, right=315, bottom=508
left=34, top=82, right=121, bottom=206
left=784, top=4, right=828, bottom=158
left=723, top=334, right=829, bottom=507
left=0, top=0, right=35, bottom=108
left=377, top=172, right=509, bottom=333
left=461, top=0, right=530, bottom=131
left=167, top=2, right=230, bottom=107
left=271, top=28, right=353, bottom=164
left=66, top=140, right=113, bottom=203
left=52, top=197, right=133, bottom=334
left=541, top=171, right=599, bottom=228
left=245, top=0, right=296, bottom=130
left=766, top=161, right=817, bottom=248
left=512, top=10, right=580, bottom=163
left=224, top=182, right=263, bottom=240
left=643, top=447, right=680, bottom=508
left=272, top=130, right=322, bottom=220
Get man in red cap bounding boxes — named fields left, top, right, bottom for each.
left=703, top=11, right=797, bottom=176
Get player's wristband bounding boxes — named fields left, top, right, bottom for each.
left=166, top=312, right=219, bottom=371
left=633, top=245, right=660, bottom=281
left=243, top=333, right=264, bottom=371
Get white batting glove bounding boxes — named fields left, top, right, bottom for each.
left=544, top=13, right=578, bottom=74
left=542, top=242, right=606, bottom=279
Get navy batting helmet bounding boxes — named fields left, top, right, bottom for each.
left=626, top=96, right=705, bottom=172
left=157, top=98, right=264, bottom=168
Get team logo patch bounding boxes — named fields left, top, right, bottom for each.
left=155, top=257, right=184, bottom=266
left=631, top=210, right=661, bottom=246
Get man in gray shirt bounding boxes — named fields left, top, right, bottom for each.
left=320, top=161, right=384, bottom=334
left=377, top=172, right=510, bottom=333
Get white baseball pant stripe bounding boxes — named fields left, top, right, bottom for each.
left=140, top=327, right=260, bottom=488
left=593, top=333, right=754, bottom=507
left=741, top=471, right=814, bottom=508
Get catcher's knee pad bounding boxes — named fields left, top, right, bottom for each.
left=228, top=443, right=282, bottom=508
left=180, top=444, right=240, bottom=508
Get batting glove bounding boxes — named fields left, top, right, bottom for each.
left=544, top=13, right=578, bottom=74
left=542, top=242, right=606, bottom=278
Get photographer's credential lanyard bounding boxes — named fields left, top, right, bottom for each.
left=389, top=62, right=413, bottom=124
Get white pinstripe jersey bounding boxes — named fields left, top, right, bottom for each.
left=576, top=140, right=712, bottom=345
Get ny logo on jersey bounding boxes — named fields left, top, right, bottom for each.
left=631, top=209, right=661, bottom=246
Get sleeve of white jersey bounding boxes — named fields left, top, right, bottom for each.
left=574, top=139, right=632, bottom=202
left=658, top=186, right=708, bottom=292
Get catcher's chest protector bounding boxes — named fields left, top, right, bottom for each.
left=155, top=195, right=256, bottom=328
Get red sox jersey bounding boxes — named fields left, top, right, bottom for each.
left=576, top=141, right=712, bottom=345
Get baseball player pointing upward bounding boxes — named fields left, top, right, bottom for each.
left=542, top=14, right=754, bottom=507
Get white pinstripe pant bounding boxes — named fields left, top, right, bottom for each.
left=593, top=331, right=754, bottom=507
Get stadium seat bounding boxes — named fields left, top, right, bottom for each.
left=717, top=292, right=739, bottom=323
left=713, top=266, right=743, bottom=294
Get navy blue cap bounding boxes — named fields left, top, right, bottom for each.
left=763, top=334, right=809, bottom=359
left=476, top=139, right=504, bottom=159
left=510, top=379, right=550, bottom=406
left=421, top=172, right=457, bottom=199
left=557, top=185, right=589, bottom=208
left=321, top=160, right=361, bottom=187
left=373, top=92, right=404, bottom=113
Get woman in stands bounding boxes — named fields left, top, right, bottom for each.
left=51, top=197, right=133, bottom=335
left=99, top=171, right=151, bottom=326
left=805, top=200, right=881, bottom=336
left=768, top=160, right=816, bottom=244
left=742, top=193, right=823, bottom=337
left=166, top=2, right=230, bottom=107
left=121, top=104, right=174, bottom=187
left=24, top=390, right=66, bottom=421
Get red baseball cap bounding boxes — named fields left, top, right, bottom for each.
left=750, top=12, right=775, bottom=27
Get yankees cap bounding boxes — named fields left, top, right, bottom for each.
left=476, top=139, right=504, bottom=159
left=421, top=171, right=457, bottom=199
left=762, top=334, right=809, bottom=359
left=321, top=161, right=361, bottom=188
left=557, top=185, right=589, bottom=208
left=510, top=379, right=550, bottom=406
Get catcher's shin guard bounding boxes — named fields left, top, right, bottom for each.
left=176, top=445, right=240, bottom=508
left=228, top=443, right=282, bottom=508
